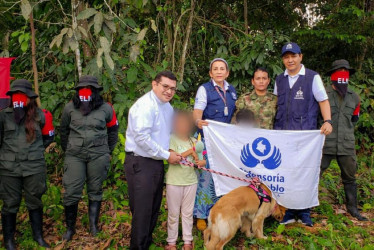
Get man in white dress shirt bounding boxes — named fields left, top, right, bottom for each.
left=125, top=71, right=182, bottom=250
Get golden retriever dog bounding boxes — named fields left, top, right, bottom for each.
left=204, top=184, right=286, bottom=250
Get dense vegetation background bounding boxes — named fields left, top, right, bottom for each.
left=0, top=0, right=373, bottom=248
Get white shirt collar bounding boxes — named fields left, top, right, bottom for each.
left=284, top=64, right=305, bottom=77
left=211, top=79, right=229, bottom=90
left=151, top=90, right=166, bottom=105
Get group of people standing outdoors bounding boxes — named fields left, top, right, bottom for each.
left=0, top=76, right=119, bottom=249
left=0, top=41, right=367, bottom=250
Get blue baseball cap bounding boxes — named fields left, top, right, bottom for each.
left=281, top=42, right=301, bottom=57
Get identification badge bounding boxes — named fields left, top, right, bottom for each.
left=224, top=106, right=228, bottom=116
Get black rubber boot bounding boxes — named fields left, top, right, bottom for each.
left=1, top=213, right=16, bottom=250
left=344, top=183, right=368, bottom=221
left=88, top=200, right=101, bottom=236
left=62, top=204, right=78, bottom=241
left=28, top=208, right=50, bottom=248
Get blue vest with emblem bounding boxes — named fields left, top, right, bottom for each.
left=274, top=68, right=320, bottom=130
left=202, top=81, right=237, bottom=123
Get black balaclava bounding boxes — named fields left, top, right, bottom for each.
left=12, top=93, right=28, bottom=124
left=78, top=88, right=92, bottom=116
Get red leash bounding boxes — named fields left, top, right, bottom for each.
left=179, top=157, right=262, bottom=186
left=180, top=157, right=278, bottom=213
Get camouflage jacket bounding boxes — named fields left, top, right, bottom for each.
left=0, top=108, right=47, bottom=177
left=235, top=90, right=277, bottom=129
left=60, top=102, right=119, bottom=157
left=322, top=86, right=360, bottom=156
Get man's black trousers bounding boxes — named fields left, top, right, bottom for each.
left=124, top=154, right=165, bottom=250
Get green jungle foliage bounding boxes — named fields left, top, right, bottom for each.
left=0, top=0, right=373, bottom=248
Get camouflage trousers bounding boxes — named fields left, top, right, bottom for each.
left=0, top=173, right=47, bottom=214
left=63, top=153, right=110, bottom=206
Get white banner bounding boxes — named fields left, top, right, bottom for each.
left=202, top=120, right=325, bottom=209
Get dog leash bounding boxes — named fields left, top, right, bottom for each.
left=179, top=157, right=274, bottom=207
left=180, top=157, right=279, bottom=216
left=179, top=157, right=262, bottom=186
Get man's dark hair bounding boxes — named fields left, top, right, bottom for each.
left=236, top=109, right=255, bottom=124
left=252, top=67, right=269, bottom=79
left=154, top=71, right=177, bottom=82
left=73, top=87, right=104, bottom=110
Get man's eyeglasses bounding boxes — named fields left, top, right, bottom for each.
left=157, top=82, right=177, bottom=93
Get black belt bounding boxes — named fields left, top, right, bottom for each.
left=127, top=151, right=145, bottom=157
left=125, top=152, right=163, bottom=163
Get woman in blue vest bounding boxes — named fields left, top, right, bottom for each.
left=193, top=58, right=237, bottom=230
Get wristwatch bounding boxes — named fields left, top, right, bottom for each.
left=324, top=120, right=333, bottom=125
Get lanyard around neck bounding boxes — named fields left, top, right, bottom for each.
left=214, top=85, right=227, bottom=106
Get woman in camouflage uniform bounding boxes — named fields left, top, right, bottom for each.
left=60, top=76, right=118, bottom=241
left=0, top=79, right=54, bottom=249
left=235, top=67, right=277, bottom=129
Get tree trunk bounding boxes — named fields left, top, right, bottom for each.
left=72, top=0, right=82, bottom=78
left=2, top=31, right=10, bottom=53
left=357, top=44, right=367, bottom=72
left=77, top=1, right=92, bottom=60
left=357, top=0, right=372, bottom=71
left=244, top=0, right=248, bottom=34
left=172, top=8, right=191, bottom=72
left=163, top=0, right=174, bottom=66
left=178, top=0, right=195, bottom=84
left=364, top=0, right=373, bottom=12
left=29, top=12, right=41, bottom=107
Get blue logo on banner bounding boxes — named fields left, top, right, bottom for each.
left=240, top=137, right=282, bottom=170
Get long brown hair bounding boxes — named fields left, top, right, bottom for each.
left=25, top=99, right=38, bottom=143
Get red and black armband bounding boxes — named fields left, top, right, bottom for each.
left=41, top=109, right=55, bottom=148
left=106, top=103, right=119, bottom=152
left=351, top=102, right=360, bottom=123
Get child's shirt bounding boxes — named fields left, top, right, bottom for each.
left=165, top=134, right=198, bottom=186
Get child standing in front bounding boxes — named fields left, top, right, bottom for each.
left=165, top=110, right=204, bottom=250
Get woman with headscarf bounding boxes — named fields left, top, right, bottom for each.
left=0, top=79, right=54, bottom=249
left=193, top=58, right=237, bottom=230
left=60, top=76, right=118, bottom=241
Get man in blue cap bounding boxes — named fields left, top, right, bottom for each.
left=273, top=42, right=333, bottom=227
